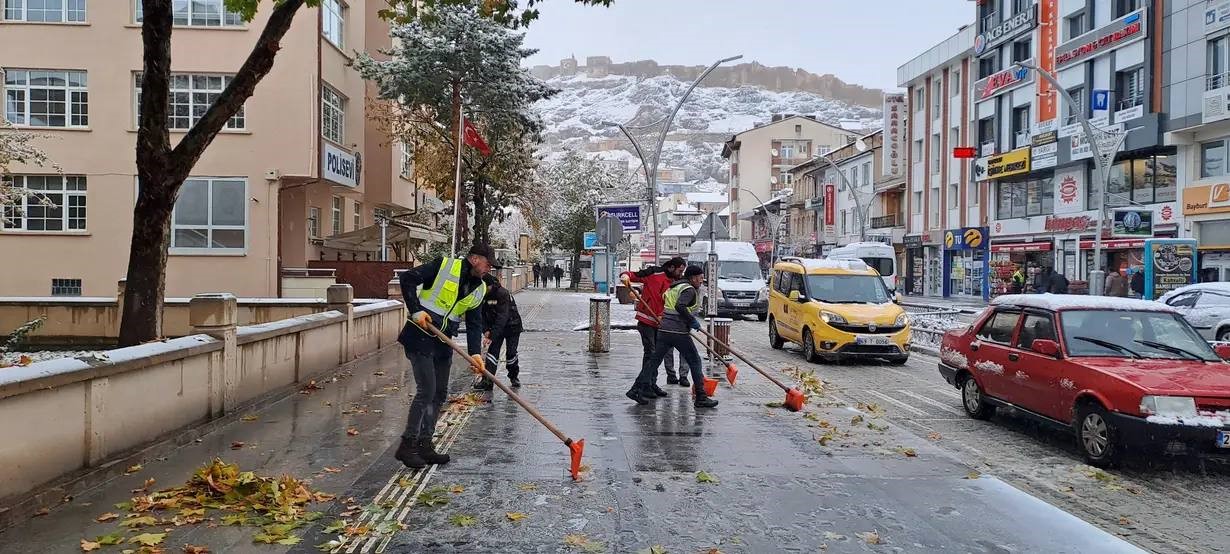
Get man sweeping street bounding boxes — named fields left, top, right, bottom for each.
left=627, top=265, right=718, bottom=409
left=394, top=244, right=496, bottom=469
left=622, top=258, right=686, bottom=391
left=476, top=273, right=523, bottom=390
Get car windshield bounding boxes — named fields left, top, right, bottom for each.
left=720, top=261, right=761, bottom=280
left=805, top=274, right=891, bottom=304
left=1060, top=310, right=1220, bottom=361
left=860, top=257, right=894, bottom=277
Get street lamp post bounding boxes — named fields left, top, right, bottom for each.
left=1013, top=60, right=1129, bottom=296
left=603, top=54, right=742, bottom=264
left=736, top=187, right=793, bottom=266
left=813, top=139, right=872, bottom=243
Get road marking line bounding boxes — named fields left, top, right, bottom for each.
left=896, top=389, right=966, bottom=416
left=861, top=389, right=928, bottom=416
left=930, top=387, right=961, bottom=400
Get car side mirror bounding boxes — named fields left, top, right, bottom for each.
left=1031, top=339, right=1061, bottom=358
left=788, top=290, right=802, bottom=302
left=1215, top=344, right=1230, bottom=361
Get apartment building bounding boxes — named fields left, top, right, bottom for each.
left=898, top=24, right=979, bottom=297
left=721, top=115, right=858, bottom=245
left=1, top=0, right=432, bottom=298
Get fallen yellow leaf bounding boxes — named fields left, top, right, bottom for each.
left=347, top=428, right=360, bottom=436
left=79, top=539, right=101, bottom=552
left=858, top=531, right=882, bottom=545
left=125, top=464, right=143, bottom=474
left=505, top=512, right=528, bottom=522
left=94, top=512, right=119, bottom=522
left=182, top=545, right=211, bottom=554
left=129, top=532, right=166, bottom=546
left=240, top=414, right=258, bottom=422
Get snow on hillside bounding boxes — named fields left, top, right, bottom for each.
left=534, top=74, right=882, bottom=184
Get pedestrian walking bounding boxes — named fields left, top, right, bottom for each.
left=1130, top=266, right=1145, bottom=298
left=622, top=258, right=686, bottom=388
left=476, top=273, right=523, bottom=389
left=1048, top=269, right=1069, bottom=294
left=1011, top=266, right=1026, bottom=294
left=1033, top=266, right=1053, bottom=294
left=627, top=265, right=718, bottom=409
left=1105, top=266, right=1129, bottom=297
left=532, top=263, right=541, bottom=288
left=553, top=265, right=563, bottom=288
left=394, top=244, right=495, bottom=469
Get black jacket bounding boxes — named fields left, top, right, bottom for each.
left=482, top=280, right=523, bottom=343
left=660, top=279, right=701, bottom=334
left=1130, top=271, right=1144, bottom=295
left=397, top=257, right=484, bottom=355
left=1048, top=272, right=1069, bottom=294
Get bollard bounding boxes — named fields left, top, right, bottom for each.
left=588, top=296, right=611, bottom=353
left=708, top=317, right=733, bottom=378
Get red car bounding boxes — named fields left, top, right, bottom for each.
left=938, top=294, right=1230, bottom=467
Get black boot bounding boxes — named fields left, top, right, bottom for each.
left=625, top=385, right=649, bottom=405
left=678, top=377, right=691, bottom=388
left=473, top=378, right=494, bottom=391
left=418, top=437, right=450, bottom=465
left=394, top=437, right=426, bottom=469
left=509, top=376, right=521, bottom=388
left=666, top=374, right=679, bottom=385
left=651, top=385, right=669, bottom=397
left=694, top=393, right=719, bottom=408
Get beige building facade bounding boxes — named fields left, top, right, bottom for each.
left=1, top=0, right=430, bottom=298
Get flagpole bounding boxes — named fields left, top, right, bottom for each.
left=451, top=97, right=464, bottom=256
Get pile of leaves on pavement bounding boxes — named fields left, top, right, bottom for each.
left=81, top=459, right=334, bottom=551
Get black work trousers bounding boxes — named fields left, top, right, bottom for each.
left=485, top=331, right=521, bottom=380
left=636, top=322, right=677, bottom=380
left=635, top=331, right=704, bottom=394
left=401, top=343, right=452, bottom=441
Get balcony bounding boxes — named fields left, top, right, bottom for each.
left=1208, top=72, right=1230, bottom=92
left=980, top=140, right=996, bottom=157
left=871, top=213, right=903, bottom=229
left=981, top=12, right=998, bottom=32
left=1014, top=130, right=1030, bottom=149
left=1117, top=94, right=1144, bottom=111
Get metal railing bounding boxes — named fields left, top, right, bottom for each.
left=1014, top=131, right=1030, bottom=149
left=981, top=12, right=998, bottom=32
left=1117, top=94, right=1144, bottom=111
left=1208, top=71, right=1230, bottom=91
left=870, top=213, right=901, bottom=228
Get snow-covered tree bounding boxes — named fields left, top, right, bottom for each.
left=0, top=119, right=57, bottom=225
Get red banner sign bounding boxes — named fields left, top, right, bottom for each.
left=1038, top=0, right=1058, bottom=121
left=1044, top=215, right=1093, bottom=232
left=1080, top=239, right=1146, bottom=249
left=824, top=184, right=835, bottom=226
left=991, top=242, right=1053, bottom=253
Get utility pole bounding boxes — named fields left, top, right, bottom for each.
left=814, top=138, right=871, bottom=242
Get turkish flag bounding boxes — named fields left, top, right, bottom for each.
left=462, top=118, right=491, bottom=156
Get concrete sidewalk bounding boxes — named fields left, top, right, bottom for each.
left=0, top=291, right=1142, bottom=553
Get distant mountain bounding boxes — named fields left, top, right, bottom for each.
left=534, top=70, right=883, bottom=186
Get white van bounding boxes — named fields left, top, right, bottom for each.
left=687, top=241, right=769, bottom=320
left=826, top=242, right=898, bottom=292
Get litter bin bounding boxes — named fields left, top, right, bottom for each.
left=588, top=297, right=611, bottom=353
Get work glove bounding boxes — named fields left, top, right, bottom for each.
left=412, top=311, right=432, bottom=329
left=689, top=319, right=702, bottom=331
left=469, top=354, right=486, bottom=375
left=621, top=274, right=632, bottom=286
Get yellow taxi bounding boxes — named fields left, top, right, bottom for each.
left=767, top=257, right=911, bottom=364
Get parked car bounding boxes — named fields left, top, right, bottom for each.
left=826, top=241, right=898, bottom=292
left=767, top=257, right=910, bottom=364
left=1156, top=282, right=1230, bottom=341
left=688, top=240, right=769, bottom=321
left=937, top=294, right=1230, bottom=467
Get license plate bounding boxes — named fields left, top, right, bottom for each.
left=855, top=335, right=892, bottom=346
left=731, top=300, right=751, bottom=307
left=1218, top=431, right=1230, bottom=449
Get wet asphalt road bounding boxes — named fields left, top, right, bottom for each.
left=0, top=289, right=1195, bottom=553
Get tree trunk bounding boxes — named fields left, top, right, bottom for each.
left=119, top=0, right=305, bottom=346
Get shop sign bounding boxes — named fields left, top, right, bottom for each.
left=973, top=63, right=1034, bottom=103
left=1144, top=239, right=1197, bottom=299
left=1069, top=123, right=1124, bottom=161
left=975, top=4, right=1037, bottom=56
left=1031, top=142, right=1058, bottom=169
left=1114, top=104, right=1145, bottom=123
left=583, top=231, right=600, bottom=249
left=1031, top=130, right=1058, bottom=147
left=882, top=93, right=906, bottom=177
left=1207, top=0, right=1230, bottom=35
left=322, top=142, right=359, bottom=188
left=1038, top=0, right=1059, bottom=121
left=1044, top=214, right=1094, bottom=232
left=1054, top=8, right=1148, bottom=70
left=1079, top=238, right=1146, bottom=249
left=595, top=203, right=643, bottom=233
left=1111, top=208, right=1153, bottom=237
left=973, top=147, right=1031, bottom=180
left=824, top=184, right=836, bottom=225
left=1202, top=86, right=1230, bottom=125
left=903, top=234, right=924, bottom=249
left=943, top=227, right=988, bottom=251
left=991, top=242, right=1053, bottom=253
left=1053, top=168, right=1085, bottom=214
left=1182, top=182, right=1230, bottom=215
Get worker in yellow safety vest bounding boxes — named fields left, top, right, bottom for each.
left=394, top=244, right=497, bottom=469
left=626, top=265, right=718, bottom=409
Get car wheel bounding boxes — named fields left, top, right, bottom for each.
left=1218, top=327, right=1230, bottom=342
left=1075, top=403, right=1121, bottom=468
left=960, top=374, right=995, bottom=420
left=802, top=328, right=821, bottom=363
left=768, top=317, right=784, bottom=349
left=757, top=313, right=768, bottom=322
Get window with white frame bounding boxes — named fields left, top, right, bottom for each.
left=400, top=142, right=413, bottom=177
left=308, top=206, right=320, bottom=238
left=1202, top=140, right=1227, bottom=178
left=135, top=0, right=241, bottom=26
left=931, top=133, right=941, bottom=173
left=353, top=201, right=361, bottom=229
left=1210, top=35, right=1230, bottom=90
left=950, top=69, right=961, bottom=97
left=51, top=278, right=82, bottom=296
left=778, top=143, right=794, bottom=159
left=321, top=84, right=345, bottom=143
left=322, top=0, right=344, bottom=48
left=862, top=162, right=871, bottom=186
left=948, top=183, right=959, bottom=209
left=1065, top=86, right=1084, bottom=123
left=968, top=178, right=979, bottom=206
left=1116, top=68, right=1144, bottom=109
left=135, top=73, right=245, bottom=130
left=331, top=196, right=342, bottom=236
left=1, top=175, right=86, bottom=231
left=912, top=190, right=923, bottom=214
left=4, top=0, right=85, bottom=22
left=4, top=69, right=88, bottom=127
left=170, top=178, right=246, bottom=251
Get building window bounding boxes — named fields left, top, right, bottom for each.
left=1115, top=0, right=1140, bottom=18
left=1012, top=0, right=1029, bottom=15
left=1203, top=140, right=1226, bottom=178
left=171, top=178, right=246, bottom=252
left=322, top=0, right=344, bottom=48
left=1096, top=154, right=1177, bottom=208
left=3, top=69, right=88, bottom=127
left=1066, top=13, right=1086, bottom=40
left=849, top=166, right=858, bottom=190
left=50, top=278, right=82, bottom=296
left=929, top=187, right=940, bottom=228
left=331, top=196, right=342, bottom=236
left=969, top=178, right=980, bottom=206
left=948, top=183, right=959, bottom=209
left=1210, top=36, right=1230, bottom=90
left=979, top=2, right=997, bottom=32
left=998, top=176, right=1054, bottom=219
left=978, top=117, right=995, bottom=151
left=862, top=162, right=871, bottom=186
left=778, top=143, right=794, bottom=160
left=400, top=142, right=413, bottom=177
left=1012, top=105, right=1030, bottom=148
left=321, top=84, right=345, bottom=143
left=3, top=0, right=85, bottom=22
left=353, top=201, right=362, bottom=229
left=914, top=87, right=924, bottom=108
left=913, top=190, right=923, bottom=214
left=1116, top=68, right=1144, bottom=110
left=135, top=0, right=241, bottom=26
left=932, top=80, right=942, bottom=113
left=840, top=210, right=847, bottom=235
left=1012, top=38, right=1032, bottom=64
left=308, top=206, right=320, bottom=239
left=978, top=56, right=999, bottom=79
left=1, top=175, right=86, bottom=231
left=912, top=139, right=923, bottom=161
left=780, top=171, right=793, bottom=186
left=931, top=133, right=941, bottom=173
left=135, top=73, right=245, bottom=130
left=950, top=69, right=961, bottom=97
left=1065, top=86, right=1085, bottom=124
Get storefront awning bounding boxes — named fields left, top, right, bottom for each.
left=991, top=242, right=1053, bottom=253
left=1079, top=238, right=1146, bottom=249
left=322, top=221, right=448, bottom=252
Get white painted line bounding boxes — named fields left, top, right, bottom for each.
left=862, top=389, right=928, bottom=417
left=896, top=389, right=966, bottom=416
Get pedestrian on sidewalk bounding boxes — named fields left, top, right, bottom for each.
left=394, top=244, right=495, bottom=470
left=627, top=265, right=719, bottom=409
left=476, top=273, right=523, bottom=390
left=532, top=263, right=541, bottom=288
left=553, top=265, right=563, bottom=288
left=1105, top=266, right=1129, bottom=297
left=622, top=258, right=685, bottom=388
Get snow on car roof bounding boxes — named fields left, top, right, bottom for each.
left=1158, top=281, right=1230, bottom=299
left=990, top=294, right=1177, bottom=313
left=778, top=257, right=872, bottom=273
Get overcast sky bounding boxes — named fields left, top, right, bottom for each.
left=523, top=0, right=975, bottom=91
